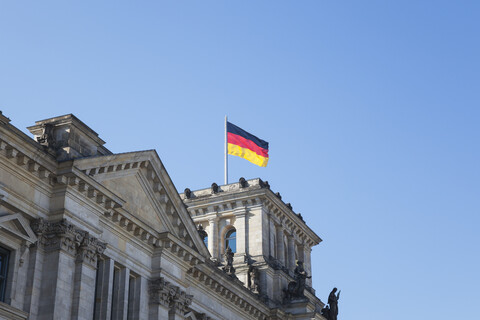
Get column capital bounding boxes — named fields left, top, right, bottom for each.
left=149, top=277, right=193, bottom=315
left=31, top=218, right=106, bottom=265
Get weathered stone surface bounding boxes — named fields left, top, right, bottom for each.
left=0, top=113, right=326, bottom=320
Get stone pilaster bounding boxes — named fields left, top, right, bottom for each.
left=287, top=235, right=296, bottom=270
left=149, top=278, right=173, bottom=319
left=233, top=207, right=247, bottom=263
left=23, top=244, right=44, bottom=318
left=72, top=234, right=106, bottom=320
left=149, top=278, right=193, bottom=320
left=30, top=219, right=106, bottom=320
left=304, top=246, right=312, bottom=287
left=275, top=225, right=285, bottom=266
left=169, top=288, right=193, bottom=320
left=207, top=217, right=218, bottom=260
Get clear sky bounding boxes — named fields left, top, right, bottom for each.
left=1, top=1, right=479, bottom=319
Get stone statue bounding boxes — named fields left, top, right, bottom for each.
left=184, top=188, right=192, bottom=199
left=321, top=305, right=331, bottom=319
left=37, top=123, right=56, bottom=149
left=222, top=247, right=235, bottom=275
left=327, top=287, right=340, bottom=320
left=284, top=260, right=311, bottom=300
left=239, top=177, right=248, bottom=188
left=248, top=265, right=260, bottom=294
left=211, top=183, right=219, bottom=194
left=293, top=260, right=309, bottom=296
left=197, top=224, right=207, bottom=242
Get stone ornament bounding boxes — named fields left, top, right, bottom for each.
left=222, top=247, right=235, bottom=276
left=211, top=183, right=219, bottom=194
left=284, top=260, right=311, bottom=301
left=248, top=265, right=260, bottom=294
left=31, top=218, right=106, bottom=266
left=36, top=123, right=56, bottom=149
left=323, top=287, right=340, bottom=320
left=197, top=224, right=207, bottom=242
left=149, top=277, right=193, bottom=314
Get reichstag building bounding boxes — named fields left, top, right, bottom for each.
left=0, top=113, right=325, bottom=319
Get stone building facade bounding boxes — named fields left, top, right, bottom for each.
left=0, top=112, right=326, bottom=320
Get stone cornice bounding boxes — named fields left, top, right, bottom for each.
left=187, top=262, right=270, bottom=319
left=182, top=179, right=321, bottom=248
left=0, top=114, right=57, bottom=170
left=72, top=151, right=211, bottom=258
left=0, top=135, right=57, bottom=186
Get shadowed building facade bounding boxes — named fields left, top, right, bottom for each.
left=0, top=113, right=325, bottom=320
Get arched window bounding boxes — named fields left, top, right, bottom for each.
left=203, top=234, right=208, bottom=248
left=225, top=228, right=236, bottom=253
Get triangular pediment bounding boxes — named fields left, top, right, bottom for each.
left=73, top=151, right=210, bottom=257
left=0, top=213, right=37, bottom=243
left=94, top=171, right=169, bottom=233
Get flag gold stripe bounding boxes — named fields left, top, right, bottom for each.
left=228, top=143, right=269, bottom=167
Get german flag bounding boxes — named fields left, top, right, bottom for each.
left=227, top=122, right=269, bottom=167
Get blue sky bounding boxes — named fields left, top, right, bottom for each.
left=1, top=1, right=479, bottom=319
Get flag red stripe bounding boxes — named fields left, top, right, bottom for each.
left=227, top=132, right=269, bottom=157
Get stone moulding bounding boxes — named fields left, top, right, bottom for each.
left=183, top=179, right=321, bottom=248
left=73, top=154, right=209, bottom=258
left=0, top=137, right=56, bottom=184
left=187, top=265, right=268, bottom=319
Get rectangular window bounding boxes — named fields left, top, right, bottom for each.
left=0, top=246, right=10, bottom=302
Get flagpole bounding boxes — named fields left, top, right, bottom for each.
left=224, top=115, right=228, bottom=185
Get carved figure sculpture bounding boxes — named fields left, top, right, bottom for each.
left=248, top=265, right=260, bottom=293
left=222, top=247, right=235, bottom=275
left=321, top=305, right=331, bottom=319
left=211, top=183, right=219, bottom=193
left=37, top=123, right=56, bottom=149
left=184, top=188, right=192, bottom=199
left=284, top=260, right=311, bottom=300
left=328, top=287, right=340, bottom=320
left=239, top=177, right=247, bottom=188
left=197, top=224, right=207, bottom=242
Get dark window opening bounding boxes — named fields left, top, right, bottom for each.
left=0, top=246, right=10, bottom=302
left=225, top=229, right=237, bottom=253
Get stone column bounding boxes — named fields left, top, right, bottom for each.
left=31, top=219, right=85, bottom=320
left=304, top=246, right=313, bottom=287
left=287, top=235, right=296, bottom=270
left=149, top=278, right=172, bottom=320
left=10, top=244, right=29, bottom=310
left=207, top=217, right=218, bottom=260
left=111, top=266, right=130, bottom=320
left=233, top=207, right=247, bottom=258
left=297, top=244, right=305, bottom=264
left=24, top=244, right=44, bottom=318
left=275, top=225, right=285, bottom=266
left=72, top=235, right=106, bottom=320
left=93, top=258, right=115, bottom=320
